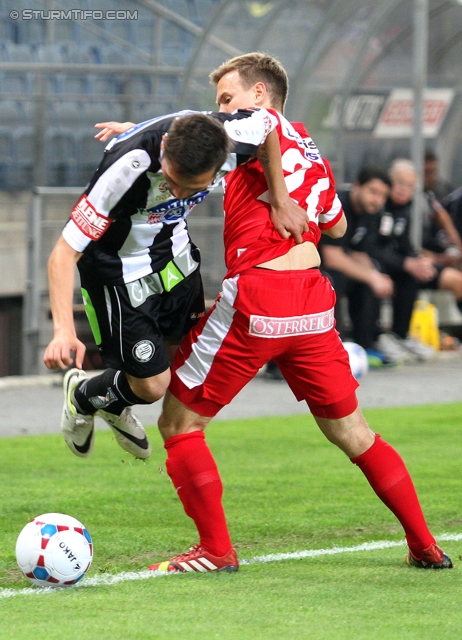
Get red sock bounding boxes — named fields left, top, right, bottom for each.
left=164, top=431, right=232, bottom=557
left=351, top=434, right=435, bottom=557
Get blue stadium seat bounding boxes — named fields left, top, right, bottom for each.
left=12, top=127, right=34, bottom=189
left=132, top=102, right=171, bottom=124
left=88, top=74, right=124, bottom=96
left=83, top=101, right=125, bottom=126
left=128, top=76, right=152, bottom=96
left=55, top=73, right=91, bottom=96
left=4, top=43, right=33, bottom=62
left=75, top=127, right=105, bottom=185
left=0, top=71, right=33, bottom=93
left=0, top=99, right=25, bottom=127
left=0, top=127, right=14, bottom=189
left=62, top=43, right=100, bottom=65
left=34, top=44, right=66, bottom=64
left=46, top=130, right=79, bottom=186
left=99, top=45, right=133, bottom=66
left=51, top=101, right=88, bottom=127
left=0, top=43, right=8, bottom=62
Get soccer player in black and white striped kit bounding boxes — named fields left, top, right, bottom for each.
left=44, top=109, right=306, bottom=460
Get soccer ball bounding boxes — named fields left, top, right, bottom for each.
left=15, top=513, right=93, bottom=588
left=343, top=341, right=369, bottom=378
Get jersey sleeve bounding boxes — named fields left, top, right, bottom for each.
left=62, top=148, right=152, bottom=252
left=215, top=109, right=278, bottom=173
left=318, top=159, right=344, bottom=230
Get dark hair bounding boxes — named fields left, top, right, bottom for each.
left=209, top=52, right=288, bottom=112
left=164, top=114, right=232, bottom=178
left=424, top=149, right=437, bottom=163
left=356, top=165, right=392, bottom=188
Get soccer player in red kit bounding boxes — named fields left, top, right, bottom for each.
left=98, top=54, right=452, bottom=573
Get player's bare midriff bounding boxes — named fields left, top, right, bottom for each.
left=256, top=241, right=321, bottom=271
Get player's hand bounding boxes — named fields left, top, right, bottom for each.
left=270, top=198, right=309, bottom=244
left=403, top=256, right=437, bottom=282
left=94, top=121, right=135, bottom=142
left=369, top=271, right=393, bottom=297
left=43, top=333, right=86, bottom=371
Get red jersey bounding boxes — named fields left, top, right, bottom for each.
left=223, top=110, right=343, bottom=277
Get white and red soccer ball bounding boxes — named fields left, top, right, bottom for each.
left=15, top=513, right=93, bottom=588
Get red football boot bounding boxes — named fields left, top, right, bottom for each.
left=405, top=543, right=453, bottom=569
left=149, top=545, right=239, bottom=573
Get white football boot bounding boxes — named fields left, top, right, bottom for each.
left=97, top=407, right=151, bottom=459
left=61, top=368, right=95, bottom=458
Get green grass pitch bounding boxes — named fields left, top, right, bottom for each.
left=1, top=403, right=461, bottom=639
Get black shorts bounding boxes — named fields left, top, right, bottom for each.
left=78, top=261, right=205, bottom=378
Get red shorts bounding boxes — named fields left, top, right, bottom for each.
left=170, top=268, right=359, bottom=417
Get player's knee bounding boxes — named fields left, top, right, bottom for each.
left=129, top=369, right=171, bottom=404
left=158, top=391, right=208, bottom=440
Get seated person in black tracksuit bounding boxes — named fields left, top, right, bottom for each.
left=320, top=165, right=396, bottom=367
left=368, top=159, right=462, bottom=361
left=444, top=186, right=462, bottom=240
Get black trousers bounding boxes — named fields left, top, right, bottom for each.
left=326, top=269, right=381, bottom=350
left=386, top=270, right=420, bottom=338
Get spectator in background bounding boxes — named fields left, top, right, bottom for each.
left=320, top=166, right=398, bottom=367
left=424, top=149, right=454, bottom=201
left=443, top=186, right=462, bottom=248
left=421, top=190, right=462, bottom=270
left=422, top=149, right=462, bottom=270
left=369, top=159, right=462, bottom=362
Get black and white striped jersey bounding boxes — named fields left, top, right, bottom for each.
left=63, top=109, right=277, bottom=285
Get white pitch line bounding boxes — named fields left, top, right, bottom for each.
left=2, top=532, right=461, bottom=600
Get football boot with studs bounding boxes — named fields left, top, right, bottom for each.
left=61, top=368, right=95, bottom=458
left=405, top=543, right=453, bottom=569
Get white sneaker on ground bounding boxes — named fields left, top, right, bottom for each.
left=61, top=368, right=95, bottom=458
left=400, top=335, right=436, bottom=361
left=97, top=407, right=151, bottom=459
left=375, top=333, right=414, bottom=363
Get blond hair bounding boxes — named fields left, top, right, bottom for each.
left=209, top=52, right=288, bottom=112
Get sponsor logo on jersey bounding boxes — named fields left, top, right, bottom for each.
left=285, top=125, right=323, bottom=163
left=132, top=340, right=155, bottom=362
left=144, top=191, right=209, bottom=224
left=71, top=195, right=111, bottom=240
left=147, top=212, right=164, bottom=225
left=249, top=308, right=335, bottom=337
left=379, top=214, right=394, bottom=236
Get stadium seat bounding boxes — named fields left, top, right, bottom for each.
left=34, top=44, right=66, bottom=64
left=57, top=73, right=91, bottom=96
left=62, top=43, right=100, bottom=65
left=46, top=130, right=79, bottom=186
left=88, top=74, right=124, bottom=96
left=11, top=127, right=34, bottom=189
left=52, top=101, right=88, bottom=126
left=0, top=43, right=8, bottom=62
left=132, top=102, right=170, bottom=124
left=4, top=43, right=33, bottom=62
left=0, top=99, right=26, bottom=127
left=128, top=76, right=152, bottom=96
left=99, top=45, right=133, bottom=66
left=0, top=72, right=33, bottom=93
left=83, top=101, right=125, bottom=125
left=75, top=127, right=105, bottom=185
left=0, top=128, right=14, bottom=189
